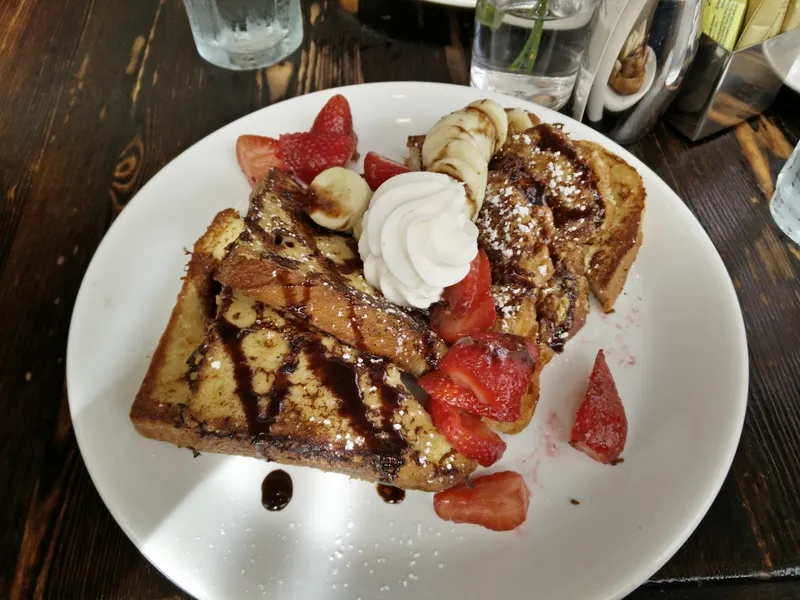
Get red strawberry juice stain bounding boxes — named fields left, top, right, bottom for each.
left=541, top=411, right=562, bottom=458
left=618, top=345, right=637, bottom=367
left=528, top=450, right=543, bottom=488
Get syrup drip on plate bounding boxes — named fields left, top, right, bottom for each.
left=376, top=484, right=405, bottom=504
left=262, top=470, right=293, bottom=511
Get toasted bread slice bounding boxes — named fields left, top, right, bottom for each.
left=187, top=291, right=476, bottom=490
left=131, top=210, right=475, bottom=491
left=215, top=169, right=446, bottom=376
left=578, top=142, right=645, bottom=312
left=536, top=241, right=590, bottom=351
left=494, top=124, right=615, bottom=244
left=131, top=209, right=244, bottom=439
left=479, top=147, right=591, bottom=354
left=477, top=164, right=556, bottom=291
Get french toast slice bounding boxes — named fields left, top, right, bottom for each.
left=188, top=291, right=476, bottom=490
left=494, top=124, right=615, bottom=245
left=577, top=142, right=645, bottom=312
left=215, top=169, right=447, bottom=376
left=478, top=146, right=591, bottom=354
left=131, top=209, right=245, bottom=438
left=131, top=210, right=476, bottom=492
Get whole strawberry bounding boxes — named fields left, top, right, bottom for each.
left=278, top=132, right=356, bottom=184
left=311, top=94, right=355, bottom=138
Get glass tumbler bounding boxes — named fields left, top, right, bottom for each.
left=771, top=141, right=800, bottom=246
left=183, top=0, right=303, bottom=70
left=471, top=0, right=601, bottom=110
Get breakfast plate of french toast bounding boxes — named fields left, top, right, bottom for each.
left=67, top=82, right=748, bottom=600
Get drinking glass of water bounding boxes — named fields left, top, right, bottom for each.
left=771, top=142, right=800, bottom=246
left=183, top=0, right=303, bottom=70
left=471, top=0, right=600, bottom=110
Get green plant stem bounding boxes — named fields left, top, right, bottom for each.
left=509, top=0, right=547, bottom=74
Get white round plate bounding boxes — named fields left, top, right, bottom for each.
left=67, top=82, right=748, bottom=600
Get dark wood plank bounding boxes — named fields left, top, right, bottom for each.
left=632, top=579, right=800, bottom=600
left=627, top=91, right=800, bottom=581
left=357, top=0, right=473, bottom=84
left=0, top=0, right=168, bottom=597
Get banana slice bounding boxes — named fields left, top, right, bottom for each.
left=421, top=99, right=508, bottom=220
left=307, top=167, right=373, bottom=233
left=469, top=99, right=508, bottom=149
left=506, top=107, right=538, bottom=134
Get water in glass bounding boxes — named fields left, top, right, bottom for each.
left=471, top=0, right=599, bottom=110
left=183, top=0, right=303, bottom=70
left=770, top=142, right=800, bottom=246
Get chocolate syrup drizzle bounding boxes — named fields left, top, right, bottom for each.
left=215, top=286, right=409, bottom=481
left=216, top=293, right=273, bottom=441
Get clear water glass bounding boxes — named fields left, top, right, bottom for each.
left=183, top=0, right=303, bottom=70
left=771, top=142, right=800, bottom=246
left=471, top=0, right=600, bottom=110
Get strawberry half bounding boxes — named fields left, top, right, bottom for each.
left=439, top=332, right=537, bottom=423
left=311, top=94, right=355, bottom=138
left=430, top=292, right=496, bottom=345
left=363, top=151, right=411, bottom=191
left=277, top=132, right=357, bottom=184
left=236, top=135, right=286, bottom=187
left=424, top=384, right=506, bottom=467
left=442, top=250, right=492, bottom=317
left=420, top=366, right=512, bottom=423
left=570, top=350, right=627, bottom=464
left=434, top=471, right=530, bottom=531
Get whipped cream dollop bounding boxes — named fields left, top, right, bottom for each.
left=358, top=171, right=478, bottom=309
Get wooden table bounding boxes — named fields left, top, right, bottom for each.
left=2, top=0, right=799, bottom=598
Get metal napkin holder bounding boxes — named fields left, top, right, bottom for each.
left=666, top=27, right=800, bottom=141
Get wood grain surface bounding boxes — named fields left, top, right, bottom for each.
left=1, top=0, right=799, bottom=598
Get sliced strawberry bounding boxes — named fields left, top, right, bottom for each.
left=570, top=350, right=627, bottom=464
left=442, top=250, right=492, bottom=317
left=439, top=332, right=536, bottom=423
left=419, top=370, right=475, bottom=408
left=430, top=292, right=496, bottom=345
left=363, top=151, right=411, bottom=191
left=278, top=132, right=357, bottom=184
left=311, top=94, right=354, bottom=138
left=420, top=365, right=511, bottom=423
left=424, top=387, right=506, bottom=467
left=236, top=135, right=286, bottom=187
left=434, top=471, right=530, bottom=531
